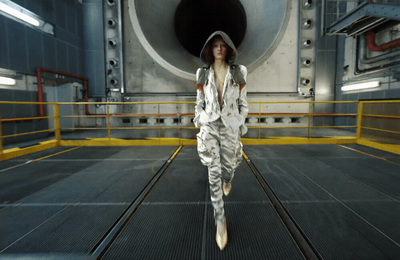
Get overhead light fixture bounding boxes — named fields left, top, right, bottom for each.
left=0, top=2, right=39, bottom=26
left=0, top=0, right=54, bottom=34
left=341, top=81, right=380, bottom=92
left=0, top=76, right=16, bottom=85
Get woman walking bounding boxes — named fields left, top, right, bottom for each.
left=194, top=31, right=248, bottom=250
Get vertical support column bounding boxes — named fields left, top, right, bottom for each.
left=356, top=101, right=363, bottom=140
left=36, top=68, right=45, bottom=116
left=54, top=103, right=61, bottom=145
left=104, top=0, right=124, bottom=97
left=158, top=104, right=161, bottom=138
left=82, top=0, right=106, bottom=98
left=299, top=0, right=316, bottom=98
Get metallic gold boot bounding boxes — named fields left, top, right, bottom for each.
left=223, top=182, right=231, bottom=196
left=216, top=221, right=228, bottom=250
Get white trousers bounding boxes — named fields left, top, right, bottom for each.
left=196, top=118, right=243, bottom=224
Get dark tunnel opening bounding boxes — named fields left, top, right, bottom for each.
left=174, top=0, right=247, bottom=57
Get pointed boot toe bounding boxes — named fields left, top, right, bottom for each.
left=216, top=223, right=228, bottom=250
left=223, top=182, right=232, bottom=196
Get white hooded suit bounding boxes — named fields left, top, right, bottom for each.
left=194, top=31, right=248, bottom=224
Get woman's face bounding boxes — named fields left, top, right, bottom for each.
left=212, top=37, right=227, bottom=61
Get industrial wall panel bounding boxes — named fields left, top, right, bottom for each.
left=12, top=0, right=26, bottom=8
left=0, top=17, right=10, bottom=68
left=0, top=90, right=48, bottom=145
left=13, top=91, right=35, bottom=118
left=40, top=0, right=56, bottom=24
left=25, top=0, right=43, bottom=16
left=7, top=21, right=28, bottom=73
left=56, top=27, right=80, bottom=48
left=65, top=1, right=77, bottom=34
left=0, top=103, right=16, bottom=119
left=54, top=1, right=66, bottom=30
left=369, top=91, right=386, bottom=100
left=1, top=124, right=15, bottom=142
left=56, top=41, right=69, bottom=73
left=42, top=34, right=57, bottom=70
left=0, top=89, right=14, bottom=103
left=27, top=29, right=44, bottom=68
left=0, top=0, right=83, bottom=76
left=68, top=45, right=79, bottom=76
left=341, top=88, right=400, bottom=102
left=386, top=89, right=400, bottom=98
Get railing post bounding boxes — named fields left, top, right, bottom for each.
left=158, top=104, right=161, bottom=138
left=107, top=103, right=111, bottom=140
left=54, top=103, right=61, bottom=145
left=356, top=101, right=363, bottom=140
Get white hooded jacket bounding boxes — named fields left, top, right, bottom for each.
left=194, top=31, right=248, bottom=135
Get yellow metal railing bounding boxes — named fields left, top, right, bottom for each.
left=1, top=100, right=399, bottom=160
left=357, top=100, right=400, bottom=148
left=246, top=101, right=358, bottom=139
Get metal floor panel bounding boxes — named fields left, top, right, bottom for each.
left=246, top=144, right=400, bottom=259
left=345, top=144, right=400, bottom=163
left=102, top=204, right=205, bottom=259
left=0, top=161, right=85, bottom=203
left=276, top=157, right=395, bottom=201
left=0, top=146, right=178, bottom=256
left=0, top=206, right=63, bottom=251
left=103, top=145, right=303, bottom=259
left=48, top=146, right=175, bottom=161
left=145, top=145, right=270, bottom=203
left=78, top=158, right=166, bottom=203
left=204, top=203, right=303, bottom=259
left=0, top=147, right=75, bottom=167
left=2, top=205, right=127, bottom=254
left=14, top=159, right=141, bottom=204
left=143, top=146, right=208, bottom=203
left=0, top=254, right=96, bottom=260
left=12, top=147, right=175, bottom=204
left=1, top=144, right=399, bottom=258
left=322, top=157, right=400, bottom=199
left=1, top=146, right=169, bottom=204
left=248, top=158, right=335, bottom=202
left=344, top=201, right=400, bottom=244
left=285, top=202, right=400, bottom=259
left=244, top=143, right=368, bottom=160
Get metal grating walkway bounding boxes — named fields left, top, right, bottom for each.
left=0, top=144, right=399, bottom=259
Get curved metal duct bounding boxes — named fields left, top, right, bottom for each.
left=128, top=0, right=290, bottom=80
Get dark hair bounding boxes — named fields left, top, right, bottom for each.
left=203, top=36, right=235, bottom=64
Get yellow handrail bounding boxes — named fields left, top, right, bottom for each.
left=1, top=100, right=399, bottom=154
left=356, top=102, right=363, bottom=140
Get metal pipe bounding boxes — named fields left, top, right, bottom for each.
left=36, top=67, right=90, bottom=116
left=355, top=36, right=400, bottom=75
left=366, top=30, right=400, bottom=52
left=359, top=35, right=400, bottom=64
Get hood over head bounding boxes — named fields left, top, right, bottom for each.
left=199, top=31, right=237, bottom=65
